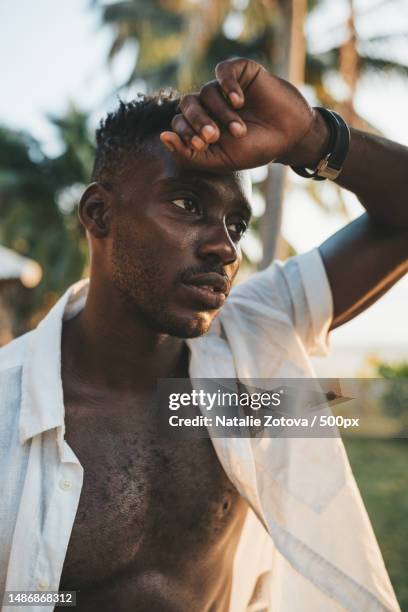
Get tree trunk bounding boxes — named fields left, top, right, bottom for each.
left=260, top=0, right=307, bottom=268
left=339, top=0, right=359, bottom=126
left=178, top=0, right=229, bottom=90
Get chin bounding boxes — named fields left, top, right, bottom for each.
left=168, top=315, right=213, bottom=339
left=153, top=310, right=215, bottom=339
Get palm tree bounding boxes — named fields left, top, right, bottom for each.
left=93, top=0, right=309, bottom=266
left=258, top=0, right=307, bottom=266
left=92, top=0, right=408, bottom=265
left=95, top=0, right=408, bottom=118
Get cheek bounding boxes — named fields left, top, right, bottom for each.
left=148, top=218, right=199, bottom=273
left=155, top=216, right=197, bottom=250
left=112, top=219, right=183, bottom=284
left=113, top=208, right=200, bottom=278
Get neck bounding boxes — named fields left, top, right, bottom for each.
left=62, top=275, right=188, bottom=394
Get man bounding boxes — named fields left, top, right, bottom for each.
left=0, top=58, right=406, bottom=611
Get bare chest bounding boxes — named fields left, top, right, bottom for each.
left=59, top=394, right=246, bottom=594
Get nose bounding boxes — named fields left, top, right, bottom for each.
left=196, top=221, right=240, bottom=266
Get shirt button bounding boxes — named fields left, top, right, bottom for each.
left=38, top=579, right=48, bottom=590
left=59, top=478, right=72, bottom=491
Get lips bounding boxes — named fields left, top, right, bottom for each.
left=186, top=273, right=229, bottom=294
left=181, top=273, right=230, bottom=310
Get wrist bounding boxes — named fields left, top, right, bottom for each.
left=285, top=110, right=331, bottom=168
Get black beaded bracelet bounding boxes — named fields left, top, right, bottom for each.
left=291, top=107, right=350, bottom=181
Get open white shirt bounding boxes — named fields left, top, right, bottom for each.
left=0, top=249, right=399, bottom=611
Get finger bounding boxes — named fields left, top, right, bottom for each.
left=215, top=60, right=246, bottom=108
left=215, top=58, right=264, bottom=108
left=199, top=81, right=247, bottom=138
left=171, top=114, right=208, bottom=152
left=160, top=131, right=196, bottom=159
left=178, top=94, right=220, bottom=144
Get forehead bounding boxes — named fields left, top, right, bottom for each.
left=123, top=142, right=253, bottom=211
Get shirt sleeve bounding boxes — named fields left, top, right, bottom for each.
left=276, top=248, right=333, bottom=356
left=231, top=248, right=333, bottom=356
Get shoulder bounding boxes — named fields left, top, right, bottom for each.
left=0, top=331, right=34, bottom=373
left=225, top=259, right=293, bottom=318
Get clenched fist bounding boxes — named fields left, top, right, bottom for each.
left=160, top=58, right=329, bottom=171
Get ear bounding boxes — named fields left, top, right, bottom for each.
left=78, top=182, right=112, bottom=238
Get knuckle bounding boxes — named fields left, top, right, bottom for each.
left=215, top=57, right=261, bottom=81
left=179, top=93, right=197, bottom=109
left=199, top=80, right=217, bottom=98
left=171, top=114, right=182, bottom=130
left=215, top=59, right=231, bottom=72
left=215, top=57, right=241, bottom=73
left=171, top=116, right=192, bottom=139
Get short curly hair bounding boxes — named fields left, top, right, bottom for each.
left=92, top=92, right=180, bottom=185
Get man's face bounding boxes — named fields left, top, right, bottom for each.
left=108, top=142, right=252, bottom=338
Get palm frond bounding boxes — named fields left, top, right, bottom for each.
left=128, top=60, right=181, bottom=90
left=102, top=0, right=182, bottom=29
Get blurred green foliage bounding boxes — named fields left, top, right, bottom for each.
left=0, top=108, right=94, bottom=325
left=377, top=361, right=408, bottom=436
left=344, top=438, right=408, bottom=611
left=0, top=3, right=407, bottom=605
left=2, top=0, right=408, bottom=327
left=95, top=0, right=408, bottom=93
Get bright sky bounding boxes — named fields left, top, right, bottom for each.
left=1, top=0, right=407, bottom=369
left=0, top=0, right=134, bottom=154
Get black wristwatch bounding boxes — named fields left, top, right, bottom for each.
left=291, top=107, right=350, bottom=181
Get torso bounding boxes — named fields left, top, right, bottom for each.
left=59, top=371, right=247, bottom=611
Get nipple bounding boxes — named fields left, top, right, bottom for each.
left=222, top=496, right=231, bottom=513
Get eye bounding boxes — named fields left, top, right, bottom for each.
left=227, top=220, right=248, bottom=239
left=171, top=198, right=199, bottom=214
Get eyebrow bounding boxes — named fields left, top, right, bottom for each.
left=155, top=176, right=253, bottom=221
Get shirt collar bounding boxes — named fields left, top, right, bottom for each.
left=19, top=277, right=227, bottom=445
left=19, top=279, right=89, bottom=444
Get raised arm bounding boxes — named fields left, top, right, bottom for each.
left=317, top=129, right=408, bottom=328
left=160, top=58, right=408, bottom=329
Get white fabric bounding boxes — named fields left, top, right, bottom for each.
left=0, top=249, right=399, bottom=612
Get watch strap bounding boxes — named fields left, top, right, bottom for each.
left=291, top=107, right=350, bottom=181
